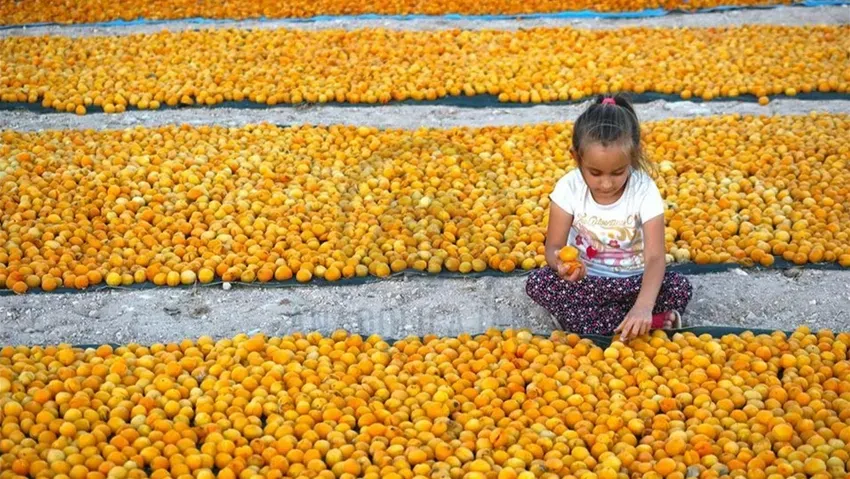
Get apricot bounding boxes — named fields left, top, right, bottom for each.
left=1, top=25, right=846, bottom=112
left=2, top=114, right=850, bottom=293
left=0, top=327, right=844, bottom=478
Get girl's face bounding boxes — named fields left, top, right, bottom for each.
left=574, top=143, right=632, bottom=204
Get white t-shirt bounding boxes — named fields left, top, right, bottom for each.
left=550, top=168, right=665, bottom=278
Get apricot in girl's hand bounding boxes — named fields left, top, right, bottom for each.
left=559, top=246, right=580, bottom=263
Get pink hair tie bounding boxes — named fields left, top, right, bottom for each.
left=601, top=97, right=616, bottom=105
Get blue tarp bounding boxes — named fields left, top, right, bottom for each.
left=0, top=0, right=845, bottom=30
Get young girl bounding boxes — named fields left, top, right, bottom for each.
left=526, top=95, right=692, bottom=340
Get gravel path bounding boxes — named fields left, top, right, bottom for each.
left=3, top=99, right=849, bottom=132
left=1, top=5, right=846, bottom=38
left=1, top=269, right=848, bottom=346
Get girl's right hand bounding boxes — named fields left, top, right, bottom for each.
left=557, top=261, right=585, bottom=282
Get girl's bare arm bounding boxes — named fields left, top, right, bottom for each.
left=544, top=203, right=584, bottom=282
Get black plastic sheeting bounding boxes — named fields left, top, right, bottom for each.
left=0, top=257, right=844, bottom=297
left=579, top=325, right=794, bottom=348
left=63, top=326, right=793, bottom=351
left=2, top=92, right=848, bottom=114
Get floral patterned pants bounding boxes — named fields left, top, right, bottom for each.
left=526, top=267, right=693, bottom=335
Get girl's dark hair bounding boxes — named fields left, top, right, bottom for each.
left=572, top=94, right=651, bottom=173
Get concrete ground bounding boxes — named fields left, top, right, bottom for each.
left=1, top=5, right=846, bottom=38
left=3, top=99, right=849, bottom=132
left=1, top=268, right=848, bottom=345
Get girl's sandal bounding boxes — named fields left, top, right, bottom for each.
left=651, top=311, right=682, bottom=330
left=670, top=310, right=683, bottom=329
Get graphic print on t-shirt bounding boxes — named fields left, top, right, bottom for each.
left=572, top=212, right=646, bottom=275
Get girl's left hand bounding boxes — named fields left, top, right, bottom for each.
left=615, top=304, right=653, bottom=341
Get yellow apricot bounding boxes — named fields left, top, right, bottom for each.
left=0, top=26, right=845, bottom=112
